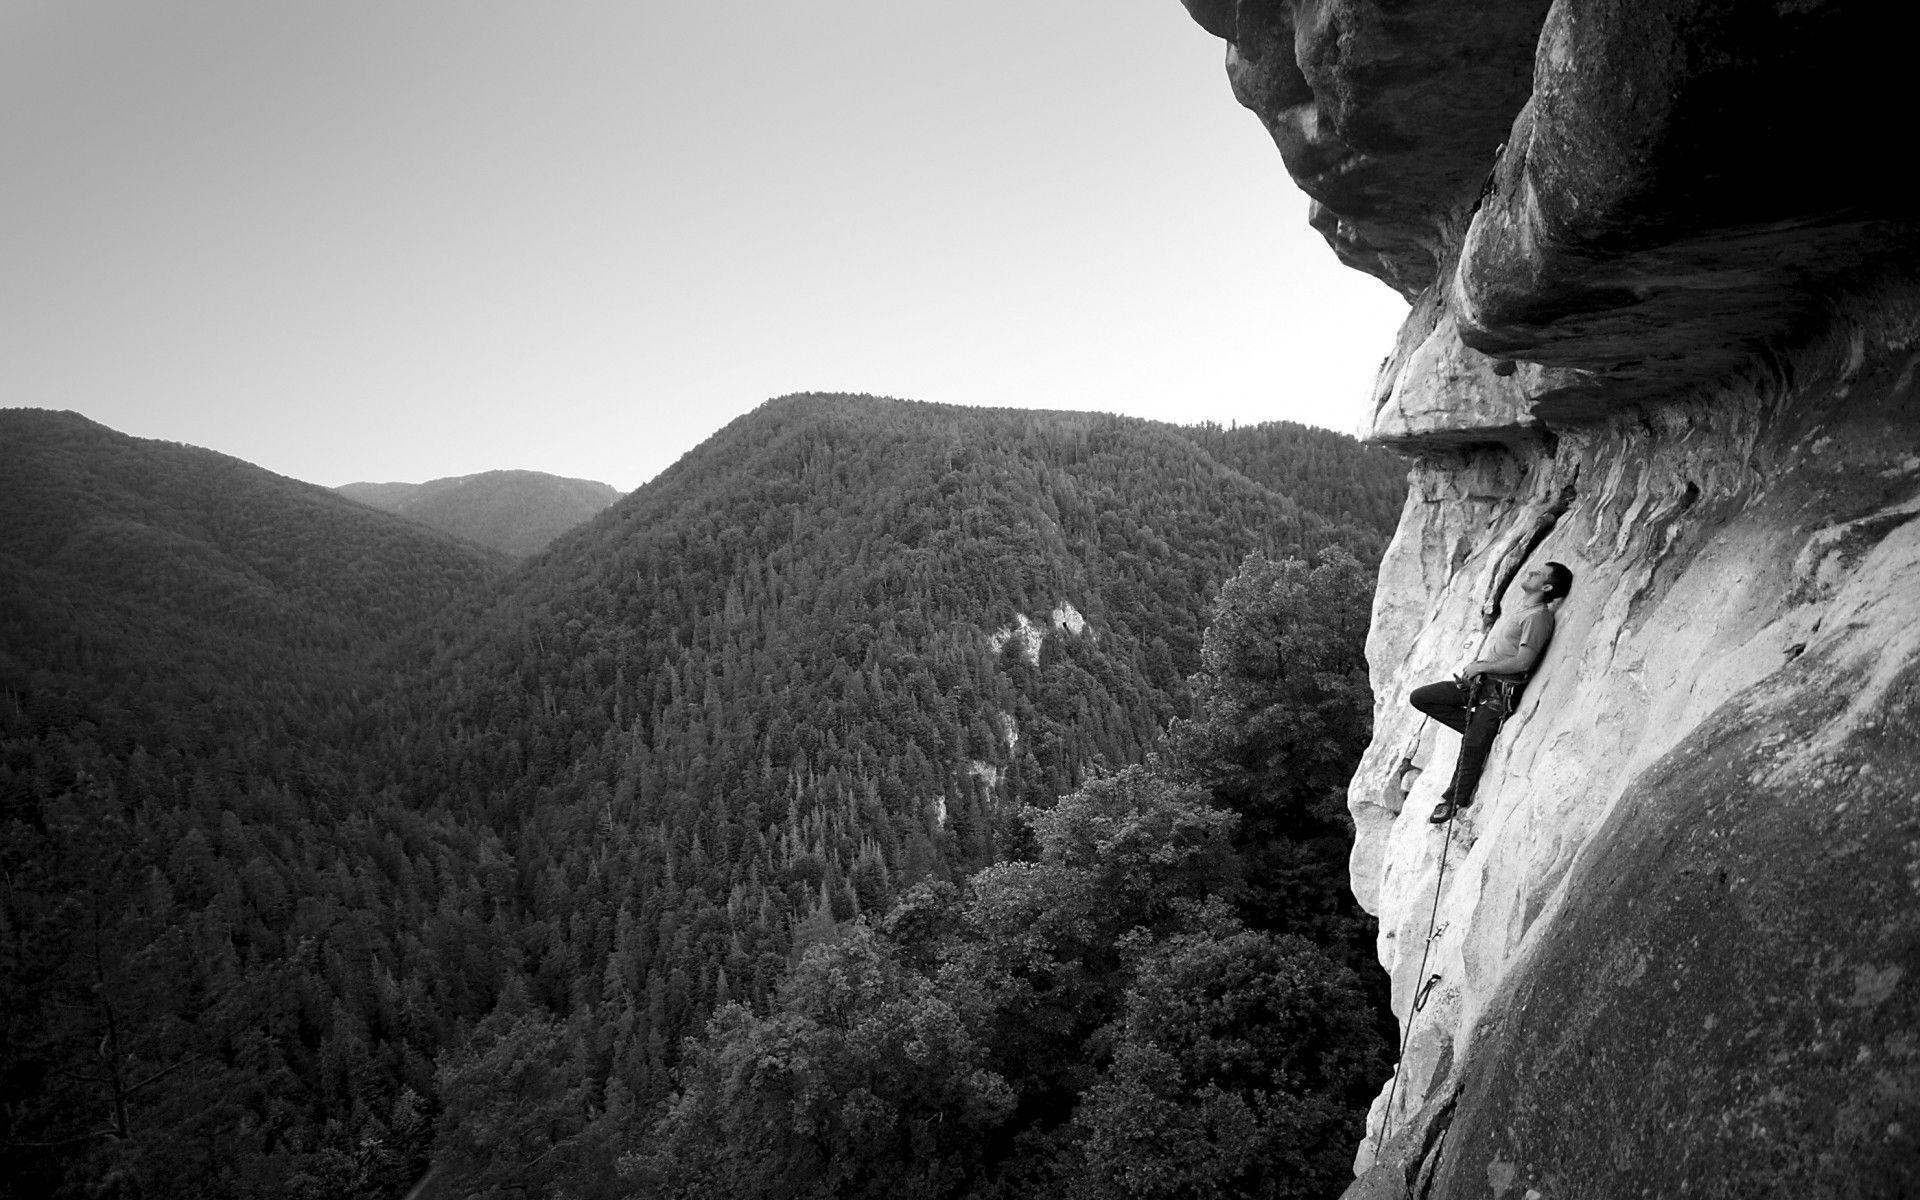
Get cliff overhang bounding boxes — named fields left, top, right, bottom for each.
left=1176, top=2, right=1920, bottom=1196
left=1183, top=0, right=1920, bottom=438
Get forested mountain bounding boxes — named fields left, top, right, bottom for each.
left=336, top=470, right=623, bottom=558
left=1185, top=421, right=1404, bottom=535
left=0, top=395, right=1407, bottom=1199
left=634, top=548, right=1391, bottom=1200
left=0, top=409, right=514, bottom=1198
left=0, top=409, right=506, bottom=765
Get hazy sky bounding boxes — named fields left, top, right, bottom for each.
left=3, top=0, right=1407, bottom=493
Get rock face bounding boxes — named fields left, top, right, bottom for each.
left=1179, top=3, right=1920, bottom=1196
left=987, top=602, right=1092, bottom=666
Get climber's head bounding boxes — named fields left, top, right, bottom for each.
left=1542, top=561, right=1573, bottom=602
left=1518, top=561, right=1574, bottom=603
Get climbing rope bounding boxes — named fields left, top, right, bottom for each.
left=1372, top=683, right=1518, bottom=1158
left=1373, top=614, right=1512, bottom=1155
left=1371, top=739, right=1463, bottom=1157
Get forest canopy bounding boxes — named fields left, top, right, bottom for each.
left=0, top=397, right=1406, bottom=1198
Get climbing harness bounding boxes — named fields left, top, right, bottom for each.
left=1394, top=609, right=1500, bottom=787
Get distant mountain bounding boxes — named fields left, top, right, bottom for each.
left=0, top=410, right=507, bottom=735
left=337, top=469, right=623, bottom=557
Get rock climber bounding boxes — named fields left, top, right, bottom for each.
left=1410, top=561, right=1573, bottom=824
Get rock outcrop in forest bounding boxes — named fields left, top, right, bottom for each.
left=1177, top=2, right=1920, bottom=1195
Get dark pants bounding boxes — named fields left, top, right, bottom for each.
left=1409, top=679, right=1513, bottom=805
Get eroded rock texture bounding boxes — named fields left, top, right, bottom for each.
left=1180, top=2, right=1920, bottom=1196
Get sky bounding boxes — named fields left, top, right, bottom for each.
left=1, top=0, right=1408, bottom=494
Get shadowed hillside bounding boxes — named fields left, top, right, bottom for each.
left=0, top=409, right=507, bottom=753
left=0, top=408, right=516, bottom=1197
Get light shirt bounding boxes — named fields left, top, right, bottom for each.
left=1479, top=602, right=1555, bottom=679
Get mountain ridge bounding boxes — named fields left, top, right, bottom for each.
left=337, top=467, right=623, bottom=558
left=388, top=388, right=1403, bottom=1077
left=0, top=406, right=506, bottom=662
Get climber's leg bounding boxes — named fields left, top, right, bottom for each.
left=1409, top=680, right=1471, bottom=734
left=1429, top=696, right=1509, bottom=823
left=1449, top=700, right=1506, bottom=805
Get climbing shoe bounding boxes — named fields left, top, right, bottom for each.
left=1428, top=796, right=1470, bottom=824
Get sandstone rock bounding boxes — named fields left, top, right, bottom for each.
left=1174, top=3, right=1920, bottom=1195
left=1183, top=0, right=1551, bottom=296
left=1429, top=623, right=1920, bottom=1195
left=1350, top=326, right=1920, bottom=1197
left=1050, top=600, right=1089, bottom=636
left=989, top=601, right=1088, bottom=663
left=987, top=612, right=1046, bottom=665
left=1367, top=302, right=1579, bottom=447
left=1453, top=0, right=1920, bottom=396
left=1192, top=0, right=1920, bottom=406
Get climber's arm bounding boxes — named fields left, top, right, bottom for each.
left=1462, top=610, right=1555, bottom=679
left=1466, top=645, right=1540, bottom=677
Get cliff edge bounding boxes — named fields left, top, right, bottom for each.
left=1178, top=2, right=1920, bottom=1195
